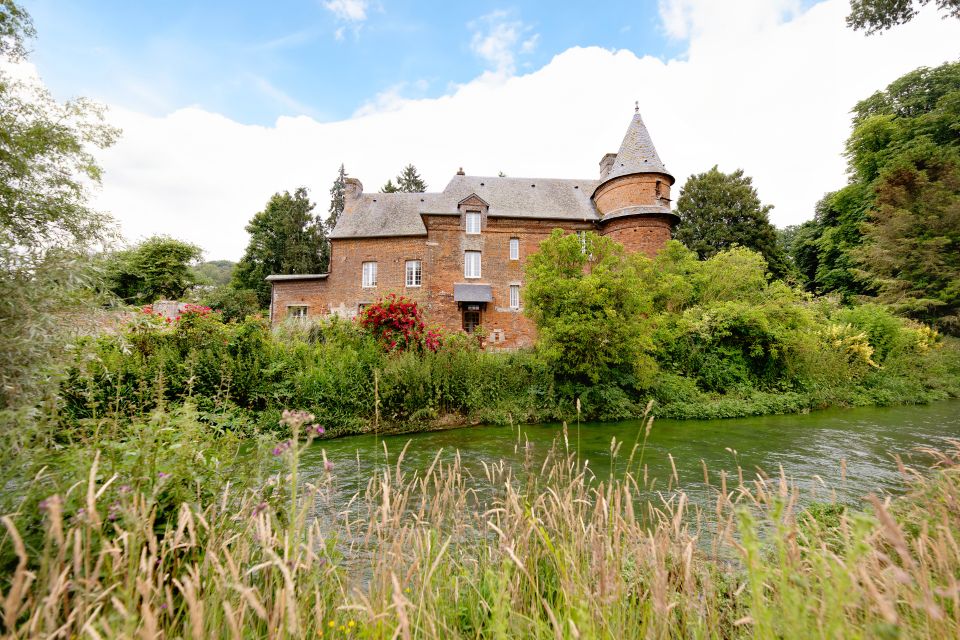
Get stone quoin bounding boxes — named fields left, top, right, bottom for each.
left=267, top=108, right=678, bottom=348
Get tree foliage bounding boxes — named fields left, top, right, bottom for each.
left=674, top=166, right=788, bottom=278
left=847, top=0, right=960, bottom=34
left=524, top=229, right=656, bottom=387
left=233, top=187, right=329, bottom=307
left=0, top=0, right=118, bottom=408
left=381, top=164, right=427, bottom=193
left=786, top=62, right=960, bottom=331
left=104, top=236, right=203, bottom=305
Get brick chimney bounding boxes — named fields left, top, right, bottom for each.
left=599, top=153, right=617, bottom=181
left=343, top=177, right=363, bottom=214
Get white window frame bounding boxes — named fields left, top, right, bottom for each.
left=465, top=211, right=481, bottom=235
left=464, top=251, right=481, bottom=279
left=509, top=285, right=520, bottom=309
left=362, top=261, right=377, bottom=288
left=405, top=259, right=422, bottom=287
left=577, top=231, right=588, bottom=254
left=287, top=305, right=308, bottom=320
left=509, top=237, right=519, bottom=261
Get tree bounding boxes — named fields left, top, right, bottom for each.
left=797, top=62, right=960, bottom=330
left=0, top=0, right=119, bottom=407
left=104, top=236, right=203, bottom=304
left=327, top=163, right=347, bottom=233
left=847, top=0, right=960, bottom=34
left=854, top=151, right=960, bottom=331
left=524, top=229, right=656, bottom=387
left=233, top=187, right=329, bottom=307
left=381, top=164, right=427, bottom=193
left=674, top=166, right=789, bottom=278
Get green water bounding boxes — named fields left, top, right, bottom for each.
left=300, top=400, right=960, bottom=513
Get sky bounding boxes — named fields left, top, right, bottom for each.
left=19, top=0, right=960, bottom=260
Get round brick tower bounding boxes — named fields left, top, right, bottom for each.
left=593, top=107, right=678, bottom=257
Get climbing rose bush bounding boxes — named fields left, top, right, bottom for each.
left=358, top=295, right=441, bottom=353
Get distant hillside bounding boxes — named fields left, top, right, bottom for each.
left=193, top=260, right=236, bottom=287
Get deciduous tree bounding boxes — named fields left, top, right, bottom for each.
left=847, top=0, right=959, bottom=34
left=104, top=236, right=203, bottom=304
left=675, top=166, right=788, bottom=278
left=524, top=229, right=656, bottom=387
left=0, top=0, right=119, bottom=407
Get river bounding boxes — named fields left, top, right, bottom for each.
left=300, top=399, right=960, bottom=516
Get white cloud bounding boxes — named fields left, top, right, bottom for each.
left=89, top=0, right=960, bottom=260
left=323, top=0, right=368, bottom=22
left=468, top=10, right=539, bottom=75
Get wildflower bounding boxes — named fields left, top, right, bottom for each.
left=348, top=620, right=355, bottom=628
left=158, top=472, right=170, bottom=479
left=252, top=501, right=268, bottom=516
left=309, top=424, right=325, bottom=437
left=328, top=620, right=335, bottom=628
left=324, top=460, right=334, bottom=472
left=38, top=498, right=50, bottom=513
left=119, top=484, right=131, bottom=494
left=272, top=440, right=292, bottom=456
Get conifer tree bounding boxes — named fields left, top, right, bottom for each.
left=327, top=163, right=347, bottom=233
left=380, top=164, right=427, bottom=193
left=233, top=188, right=329, bottom=307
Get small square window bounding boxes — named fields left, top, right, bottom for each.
left=465, top=212, right=481, bottom=234
left=362, top=261, right=377, bottom=288
left=405, top=260, right=422, bottom=287
left=464, top=251, right=481, bottom=279
left=509, top=238, right=519, bottom=261
left=287, top=305, right=308, bottom=319
left=509, top=285, right=520, bottom=309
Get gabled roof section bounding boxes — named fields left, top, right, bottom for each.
left=329, top=174, right=600, bottom=239
left=603, top=110, right=673, bottom=184
left=458, top=193, right=489, bottom=208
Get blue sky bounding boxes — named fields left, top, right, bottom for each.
left=24, top=0, right=686, bottom=125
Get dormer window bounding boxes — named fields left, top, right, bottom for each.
left=465, top=211, right=481, bottom=234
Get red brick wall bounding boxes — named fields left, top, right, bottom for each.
left=593, top=173, right=672, bottom=215
left=600, top=215, right=674, bottom=258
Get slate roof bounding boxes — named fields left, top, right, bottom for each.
left=329, top=175, right=601, bottom=239
left=265, top=273, right=329, bottom=281
left=453, top=283, right=493, bottom=302
left=602, top=111, right=674, bottom=184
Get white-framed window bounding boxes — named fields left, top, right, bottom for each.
left=465, top=211, right=481, bottom=234
left=509, top=237, right=519, bottom=261
left=362, top=261, right=377, bottom=288
left=405, top=260, right=422, bottom=287
left=287, top=305, right=308, bottom=319
left=509, top=285, right=520, bottom=309
left=464, top=251, right=481, bottom=279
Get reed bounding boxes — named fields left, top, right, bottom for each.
left=3, top=422, right=960, bottom=638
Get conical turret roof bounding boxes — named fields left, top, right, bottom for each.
left=603, top=110, right=673, bottom=184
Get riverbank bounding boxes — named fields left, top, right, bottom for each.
left=51, top=299, right=960, bottom=442
left=4, top=406, right=960, bottom=638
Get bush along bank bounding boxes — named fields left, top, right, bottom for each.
left=56, top=241, right=960, bottom=438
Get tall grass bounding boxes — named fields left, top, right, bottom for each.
left=3, top=413, right=960, bottom=638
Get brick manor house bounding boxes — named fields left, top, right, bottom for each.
left=267, top=108, right=678, bottom=348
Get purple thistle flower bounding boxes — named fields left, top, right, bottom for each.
left=158, top=472, right=170, bottom=479
left=324, top=460, right=334, bottom=472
